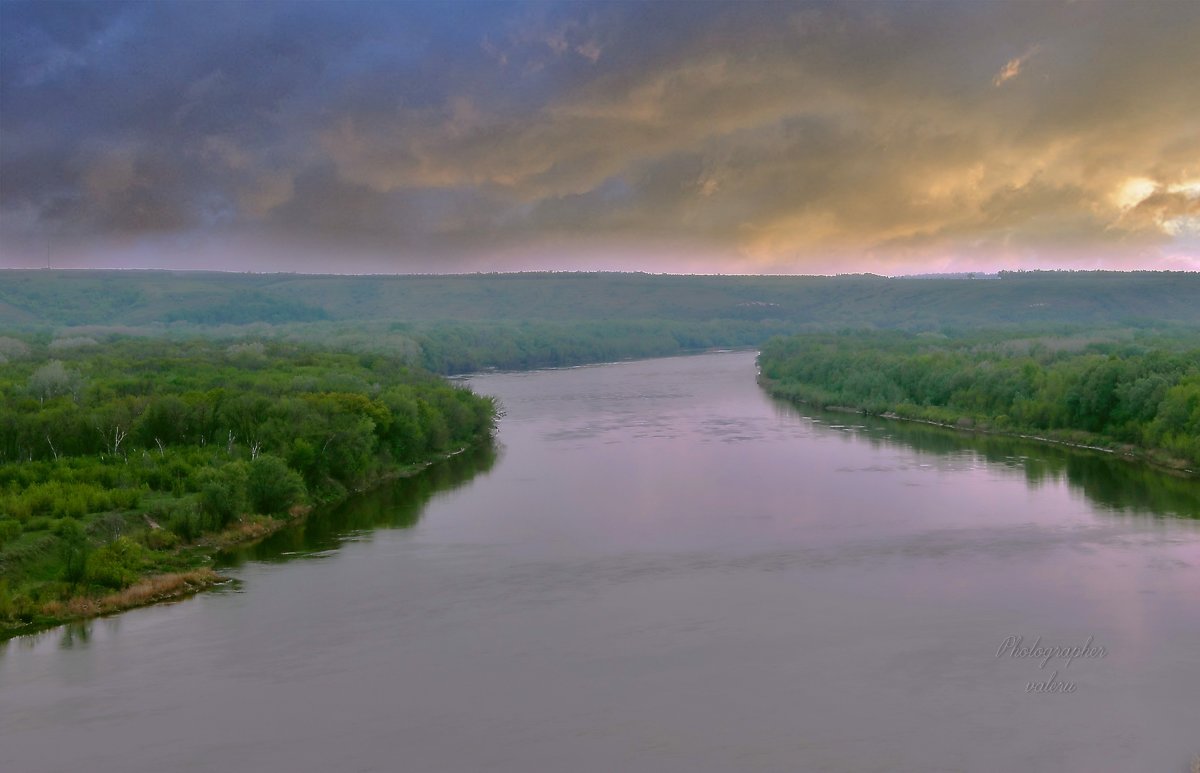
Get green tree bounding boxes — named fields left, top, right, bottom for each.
left=196, top=462, right=248, bottom=528
left=245, top=454, right=304, bottom=514
left=58, top=519, right=90, bottom=586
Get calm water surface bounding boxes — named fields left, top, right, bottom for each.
left=3, top=351, right=1199, bottom=772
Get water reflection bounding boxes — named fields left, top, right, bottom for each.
left=0, top=616, right=119, bottom=655
left=57, top=621, right=92, bottom=649
left=216, top=441, right=498, bottom=568
left=774, top=399, right=1200, bottom=519
left=3, top=353, right=1198, bottom=773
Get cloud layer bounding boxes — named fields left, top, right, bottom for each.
left=2, top=1, right=1198, bottom=273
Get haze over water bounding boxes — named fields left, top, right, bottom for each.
left=2, top=351, right=1198, bottom=772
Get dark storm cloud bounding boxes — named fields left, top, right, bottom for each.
left=1, top=0, right=1197, bottom=272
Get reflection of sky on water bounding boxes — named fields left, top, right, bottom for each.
left=4, top=351, right=1198, bottom=773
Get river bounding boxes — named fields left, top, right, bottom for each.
left=2, top=351, right=1198, bottom=772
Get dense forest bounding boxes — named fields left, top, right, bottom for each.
left=2, top=270, right=1198, bottom=635
left=4, top=269, right=1199, bottom=330
left=5, top=269, right=1199, bottom=376
left=759, top=330, right=1200, bottom=468
left=407, top=319, right=775, bottom=372
left=0, top=336, right=495, bottom=635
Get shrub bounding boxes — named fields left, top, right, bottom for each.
left=166, top=503, right=207, bottom=544
left=144, top=528, right=180, bottom=551
left=86, top=537, right=144, bottom=589
left=196, top=463, right=248, bottom=528
left=0, top=518, right=20, bottom=547
left=109, top=487, right=141, bottom=510
left=88, top=512, right=129, bottom=543
left=58, top=519, right=90, bottom=585
left=245, top=455, right=304, bottom=515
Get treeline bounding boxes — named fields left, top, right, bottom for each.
left=4, top=270, right=1199, bottom=382
left=0, top=337, right=495, bottom=632
left=409, top=319, right=776, bottom=373
left=165, top=292, right=330, bottom=325
left=759, top=330, right=1200, bottom=468
left=4, top=270, right=1199, bottom=330
left=12, top=319, right=775, bottom=376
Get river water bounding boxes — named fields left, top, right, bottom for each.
left=2, top=351, right=1198, bottom=772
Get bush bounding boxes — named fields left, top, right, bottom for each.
left=166, top=504, right=207, bottom=544
left=144, top=527, right=180, bottom=551
left=110, top=489, right=141, bottom=513
left=85, top=537, right=144, bottom=589
left=196, top=462, right=248, bottom=528
left=58, top=519, right=90, bottom=585
left=245, top=455, right=304, bottom=515
left=0, top=518, right=20, bottom=547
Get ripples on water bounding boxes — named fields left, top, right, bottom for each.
left=2, top=351, right=1198, bottom=773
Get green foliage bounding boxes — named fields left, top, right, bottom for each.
left=245, top=455, right=304, bottom=515
left=166, top=292, right=330, bottom=325
left=143, top=527, right=180, bottom=551
left=167, top=505, right=204, bottom=544
left=0, top=337, right=496, bottom=623
left=5, top=271, right=1198, bottom=381
left=0, top=481, right=137, bottom=522
left=0, top=518, right=20, bottom=547
left=57, top=519, right=90, bottom=586
left=196, top=463, right=248, bottom=527
left=85, top=537, right=145, bottom=589
left=410, top=319, right=775, bottom=373
left=9, top=269, right=1187, bottom=631
left=0, top=579, right=12, bottom=620
left=3, top=270, right=1199, bottom=331
left=760, top=330, right=1200, bottom=466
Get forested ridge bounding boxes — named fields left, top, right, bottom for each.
left=0, top=336, right=495, bottom=635
left=407, top=319, right=773, bottom=373
left=759, top=330, right=1200, bottom=469
left=4, top=269, right=1199, bottom=329
left=2, top=269, right=1198, bottom=635
left=5, top=269, right=1199, bottom=376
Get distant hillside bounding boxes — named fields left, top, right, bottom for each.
left=1, top=270, right=1198, bottom=329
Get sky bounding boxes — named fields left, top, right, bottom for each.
left=1, top=0, right=1198, bottom=275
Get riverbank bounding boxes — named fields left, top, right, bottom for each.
left=759, top=375, right=1198, bottom=478
left=0, top=443, right=486, bottom=641
left=6, top=347, right=1198, bottom=773
left=0, top=338, right=499, bottom=640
